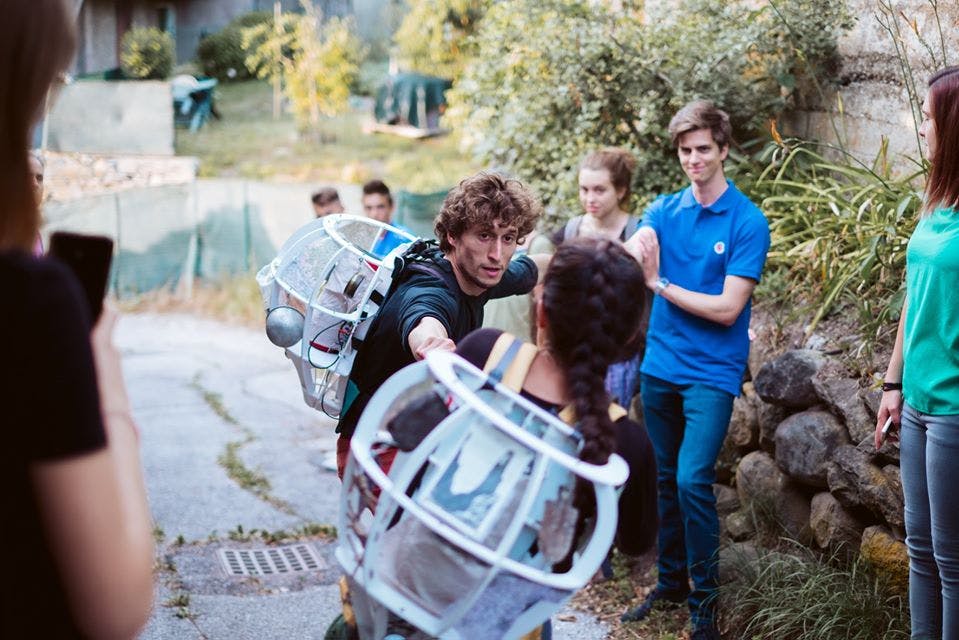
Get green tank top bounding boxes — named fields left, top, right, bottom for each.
left=903, top=207, right=959, bottom=415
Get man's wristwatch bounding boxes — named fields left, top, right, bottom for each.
left=881, top=381, right=902, bottom=392
left=653, top=276, right=670, bottom=296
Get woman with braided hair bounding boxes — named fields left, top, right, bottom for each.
left=456, top=236, right=657, bottom=553
left=331, top=237, right=656, bottom=640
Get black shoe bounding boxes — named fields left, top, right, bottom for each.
left=620, top=588, right=688, bottom=623
left=690, top=622, right=720, bottom=640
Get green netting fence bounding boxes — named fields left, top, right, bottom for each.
left=41, top=180, right=450, bottom=298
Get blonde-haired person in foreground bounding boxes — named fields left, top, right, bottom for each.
left=0, top=1, right=155, bottom=638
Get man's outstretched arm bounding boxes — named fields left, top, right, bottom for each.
left=407, top=316, right=455, bottom=360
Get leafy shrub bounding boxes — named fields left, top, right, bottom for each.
left=196, top=11, right=272, bottom=81
left=244, top=1, right=365, bottom=137
left=120, top=27, right=174, bottom=80
left=720, top=543, right=910, bottom=640
left=754, top=138, right=924, bottom=342
left=393, top=0, right=490, bottom=81
left=447, top=0, right=851, bottom=222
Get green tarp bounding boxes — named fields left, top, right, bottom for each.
left=374, top=73, right=453, bottom=130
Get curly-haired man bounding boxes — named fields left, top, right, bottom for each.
left=334, top=172, right=547, bottom=476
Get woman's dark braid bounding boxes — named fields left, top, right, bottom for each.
left=543, top=238, right=647, bottom=515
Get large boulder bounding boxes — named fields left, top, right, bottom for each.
left=715, top=432, right=743, bottom=485
left=774, top=409, right=849, bottom=488
left=809, top=491, right=865, bottom=553
left=856, top=433, right=901, bottom=466
left=827, top=445, right=904, bottom=529
left=860, top=525, right=909, bottom=596
left=812, top=375, right=875, bottom=443
left=756, top=398, right=788, bottom=455
left=727, top=388, right=759, bottom=449
left=725, top=510, right=755, bottom=542
left=754, top=349, right=825, bottom=409
left=714, top=483, right=741, bottom=518
left=736, top=450, right=811, bottom=543
left=718, top=541, right=762, bottom=584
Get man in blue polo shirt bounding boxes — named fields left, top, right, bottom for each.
left=621, top=101, right=770, bottom=640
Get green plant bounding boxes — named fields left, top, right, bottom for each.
left=120, top=27, right=174, bottom=80
left=196, top=11, right=273, bottom=81
left=447, top=0, right=851, bottom=222
left=244, top=0, right=366, bottom=138
left=719, top=543, right=910, bottom=639
left=393, top=0, right=490, bottom=80
left=756, top=137, right=924, bottom=342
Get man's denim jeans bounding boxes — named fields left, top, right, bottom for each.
left=901, top=402, right=959, bottom=640
left=640, top=374, right=733, bottom=626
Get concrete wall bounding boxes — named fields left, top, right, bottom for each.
left=76, top=0, right=118, bottom=75
left=46, top=81, right=174, bottom=155
left=780, top=0, right=959, bottom=167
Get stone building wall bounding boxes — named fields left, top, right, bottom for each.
left=780, top=0, right=959, bottom=168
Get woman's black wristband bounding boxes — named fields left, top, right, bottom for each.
left=882, top=381, right=902, bottom=392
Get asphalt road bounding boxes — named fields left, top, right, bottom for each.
left=120, top=312, right=610, bottom=640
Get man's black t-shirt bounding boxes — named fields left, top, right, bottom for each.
left=337, top=253, right=537, bottom=437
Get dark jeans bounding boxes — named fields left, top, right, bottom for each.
left=640, top=373, right=734, bottom=626
left=901, top=402, right=959, bottom=640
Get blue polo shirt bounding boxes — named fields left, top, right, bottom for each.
left=640, top=180, right=770, bottom=396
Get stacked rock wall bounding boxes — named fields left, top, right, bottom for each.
left=712, top=342, right=908, bottom=589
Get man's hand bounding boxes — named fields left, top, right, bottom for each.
left=408, top=316, right=455, bottom=360
left=624, top=227, right=657, bottom=268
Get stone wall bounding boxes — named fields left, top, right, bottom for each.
left=42, top=152, right=198, bottom=203
left=780, top=0, right=958, bottom=168
left=706, top=315, right=908, bottom=592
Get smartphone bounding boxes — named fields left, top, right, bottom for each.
left=48, top=231, right=114, bottom=324
left=880, top=416, right=894, bottom=444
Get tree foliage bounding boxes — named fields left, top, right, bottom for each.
left=393, top=0, right=490, bottom=80
left=196, top=11, right=273, bottom=81
left=120, top=27, right=175, bottom=80
left=447, top=0, right=851, bottom=220
left=243, top=1, right=365, bottom=138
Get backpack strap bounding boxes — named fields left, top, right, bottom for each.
left=483, top=332, right=539, bottom=393
left=558, top=403, right=627, bottom=425
left=483, top=332, right=627, bottom=425
left=621, top=215, right=641, bottom=241
left=562, top=216, right=583, bottom=243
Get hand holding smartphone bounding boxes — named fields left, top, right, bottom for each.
left=880, top=416, right=898, bottom=445
left=47, top=231, right=114, bottom=324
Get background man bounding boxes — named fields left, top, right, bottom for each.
left=312, top=187, right=344, bottom=218
left=334, top=172, right=548, bottom=476
left=622, top=101, right=770, bottom=640
left=361, top=179, right=395, bottom=223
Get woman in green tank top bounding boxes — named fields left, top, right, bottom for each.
left=876, top=66, right=959, bottom=640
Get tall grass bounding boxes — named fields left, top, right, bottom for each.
left=720, top=543, right=910, bottom=640
left=752, top=137, right=924, bottom=346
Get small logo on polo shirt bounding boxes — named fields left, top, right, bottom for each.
left=714, top=241, right=725, bottom=255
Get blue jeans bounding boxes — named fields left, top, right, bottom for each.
left=901, top=402, right=959, bottom=640
left=640, top=373, right=734, bottom=627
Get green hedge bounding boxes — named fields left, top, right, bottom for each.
left=120, top=27, right=174, bottom=80
left=196, top=11, right=272, bottom=81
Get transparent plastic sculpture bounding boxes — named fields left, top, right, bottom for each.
left=337, top=350, right=629, bottom=640
left=256, top=214, right=417, bottom=418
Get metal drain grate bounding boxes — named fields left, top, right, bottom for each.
left=218, top=544, right=323, bottom=576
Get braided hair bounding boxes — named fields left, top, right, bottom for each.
left=542, top=237, right=647, bottom=513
